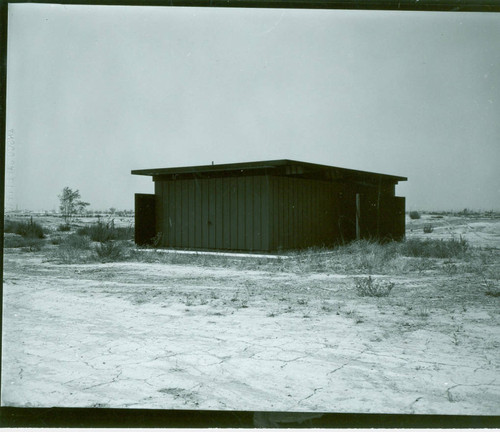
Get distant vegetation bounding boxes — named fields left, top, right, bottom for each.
left=3, top=217, right=46, bottom=251
left=4, top=218, right=45, bottom=239
left=76, top=219, right=134, bottom=242
left=400, top=237, right=469, bottom=259
left=423, top=224, right=434, bottom=234
left=58, top=187, right=90, bottom=223
left=409, top=211, right=421, bottom=220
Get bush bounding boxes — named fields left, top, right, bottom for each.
left=57, top=223, right=71, bottom=232
left=409, top=211, right=421, bottom=220
left=50, top=234, right=91, bottom=263
left=4, top=233, right=26, bottom=248
left=4, top=234, right=45, bottom=251
left=354, top=276, right=394, bottom=297
left=52, top=247, right=87, bottom=264
left=23, top=238, right=45, bottom=252
left=50, top=236, right=63, bottom=245
left=93, top=241, right=127, bottom=261
left=4, top=218, right=45, bottom=238
left=61, top=233, right=91, bottom=250
left=77, top=219, right=134, bottom=242
left=423, top=224, right=434, bottom=234
left=401, top=237, right=469, bottom=259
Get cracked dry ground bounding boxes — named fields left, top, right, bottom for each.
left=2, top=250, right=500, bottom=414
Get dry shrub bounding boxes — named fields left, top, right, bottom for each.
left=93, top=241, right=128, bottom=262
left=51, top=234, right=92, bottom=263
left=4, top=233, right=27, bottom=248
left=423, top=224, right=434, bottom=233
left=409, top=211, right=421, bottom=220
left=52, top=246, right=88, bottom=264
left=77, top=219, right=133, bottom=242
left=62, top=233, right=91, bottom=250
left=50, top=236, right=63, bottom=245
left=4, top=233, right=44, bottom=251
left=4, top=218, right=45, bottom=239
left=355, top=276, right=394, bottom=297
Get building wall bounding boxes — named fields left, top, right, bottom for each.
left=334, top=180, right=398, bottom=243
left=358, top=195, right=406, bottom=241
left=155, top=175, right=271, bottom=251
left=269, top=176, right=340, bottom=250
left=149, top=174, right=404, bottom=251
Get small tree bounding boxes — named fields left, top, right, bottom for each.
left=58, top=187, right=90, bottom=223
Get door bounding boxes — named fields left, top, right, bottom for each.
left=134, top=193, right=156, bottom=245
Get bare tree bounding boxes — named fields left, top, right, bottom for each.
left=58, top=187, right=90, bottom=223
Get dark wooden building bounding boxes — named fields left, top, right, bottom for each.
left=132, top=159, right=407, bottom=251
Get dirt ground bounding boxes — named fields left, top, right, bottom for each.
left=2, top=212, right=499, bottom=414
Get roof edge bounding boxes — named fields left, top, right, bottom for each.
left=131, top=159, right=407, bottom=182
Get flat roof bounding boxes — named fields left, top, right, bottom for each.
left=131, top=159, right=407, bottom=182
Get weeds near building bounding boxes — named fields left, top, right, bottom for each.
left=94, top=241, right=127, bottom=262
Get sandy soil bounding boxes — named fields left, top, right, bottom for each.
left=406, top=212, right=500, bottom=249
left=2, top=213, right=499, bottom=414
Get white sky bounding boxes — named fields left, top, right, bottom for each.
left=5, top=4, right=500, bottom=211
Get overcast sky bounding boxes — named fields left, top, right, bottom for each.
left=5, top=4, right=500, bottom=212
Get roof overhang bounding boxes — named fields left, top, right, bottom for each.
left=131, top=159, right=407, bottom=183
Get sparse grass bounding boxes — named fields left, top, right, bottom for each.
left=52, top=246, right=89, bottom=264
left=4, top=218, right=45, bottom=239
left=321, top=302, right=335, bottom=313
left=416, top=307, right=430, bottom=318
left=128, top=237, right=477, bottom=277
left=4, top=234, right=28, bottom=248
left=401, top=237, right=469, bottom=259
left=50, top=234, right=93, bottom=263
left=443, top=261, right=458, bottom=275
left=354, top=276, right=394, bottom=297
left=62, top=233, right=91, bottom=250
left=57, top=223, right=71, bottom=232
left=23, top=238, right=45, bottom=252
left=3, top=234, right=45, bottom=251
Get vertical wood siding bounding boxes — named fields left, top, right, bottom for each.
left=153, top=174, right=402, bottom=251
left=156, top=175, right=270, bottom=251
left=269, top=176, right=337, bottom=250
